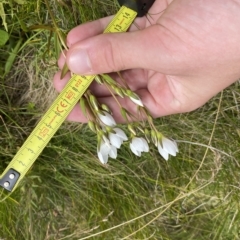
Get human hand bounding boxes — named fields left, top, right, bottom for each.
left=54, top=0, right=240, bottom=123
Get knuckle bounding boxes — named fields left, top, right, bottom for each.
left=103, top=40, right=125, bottom=72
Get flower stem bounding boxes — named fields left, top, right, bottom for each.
left=103, top=82, right=122, bottom=109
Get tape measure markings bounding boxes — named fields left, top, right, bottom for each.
left=9, top=74, right=94, bottom=175
left=104, top=8, right=137, bottom=33
left=0, top=6, right=137, bottom=192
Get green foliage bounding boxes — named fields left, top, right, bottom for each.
left=0, top=0, right=240, bottom=239
left=4, top=38, right=23, bottom=76
left=0, top=2, right=7, bottom=31
left=0, top=29, right=9, bottom=46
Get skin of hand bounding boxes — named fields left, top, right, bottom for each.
left=54, top=0, right=240, bottom=123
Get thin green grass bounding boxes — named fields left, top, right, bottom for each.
left=0, top=0, right=240, bottom=239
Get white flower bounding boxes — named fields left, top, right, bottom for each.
left=157, top=137, right=178, bottom=161
left=109, top=128, right=128, bottom=148
left=125, top=91, right=144, bottom=107
left=97, top=139, right=117, bottom=164
left=130, top=137, right=149, bottom=157
left=129, top=96, right=143, bottom=107
left=98, top=111, right=116, bottom=127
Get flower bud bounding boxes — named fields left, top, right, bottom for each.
left=90, top=94, right=99, bottom=111
left=151, top=130, right=158, bottom=146
left=113, top=86, right=124, bottom=98
left=101, top=104, right=111, bottom=114
left=128, top=124, right=136, bottom=135
left=88, top=121, right=96, bottom=133
left=122, top=88, right=128, bottom=96
left=125, top=89, right=132, bottom=96
left=94, top=75, right=103, bottom=84
left=125, top=90, right=143, bottom=107
left=100, top=74, right=116, bottom=85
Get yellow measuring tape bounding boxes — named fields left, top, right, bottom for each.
left=0, top=6, right=137, bottom=192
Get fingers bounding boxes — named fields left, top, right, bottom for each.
left=65, top=24, right=175, bottom=75
left=58, top=16, right=145, bottom=70
left=65, top=85, right=180, bottom=123
left=53, top=71, right=144, bottom=123
left=66, top=15, right=148, bottom=48
left=53, top=71, right=181, bottom=123
left=67, top=16, right=114, bottom=47
left=63, top=0, right=174, bottom=75
left=54, top=68, right=148, bottom=98
left=66, top=0, right=169, bottom=49
left=58, top=0, right=172, bottom=77
left=53, top=71, right=71, bottom=92
left=66, top=95, right=136, bottom=123
left=53, top=0, right=178, bottom=124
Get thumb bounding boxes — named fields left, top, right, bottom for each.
left=66, top=25, right=171, bottom=74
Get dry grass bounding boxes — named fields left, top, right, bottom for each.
left=0, top=0, right=240, bottom=239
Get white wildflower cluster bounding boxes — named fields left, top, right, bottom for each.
left=97, top=127, right=128, bottom=164
left=79, top=74, right=179, bottom=164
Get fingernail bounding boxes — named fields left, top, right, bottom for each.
left=67, top=49, right=92, bottom=73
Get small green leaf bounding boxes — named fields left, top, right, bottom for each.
left=60, top=63, right=69, bottom=79
left=0, top=3, right=7, bottom=31
left=0, top=29, right=9, bottom=46
left=17, top=16, right=29, bottom=32
left=57, top=30, right=67, bottom=50
left=4, top=38, right=23, bottom=75
left=79, top=97, right=87, bottom=117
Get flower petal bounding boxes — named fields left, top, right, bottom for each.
left=162, top=138, right=178, bottom=156
left=109, top=133, right=122, bottom=148
left=97, top=150, right=108, bottom=164
left=131, top=137, right=144, bottom=150
left=157, top=143, right=169, bottom=160
left=98, top=111, right=116, bottom=126
left=102, top=135, right=110, bottom=145
left=172, top=140, right=179, bottom=153
left=109, top=146, right=117, bottom=159
left=130, top=137, right=149, bottom=155
left=140, top=138, right=149, bottom=152
left=129, top=96, right=143, bottom=107
left=100, top=141, right=111, bottom=156
left=130, top=142, right=141, bottom=156
left=114, top=128, right=128, bottom=141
